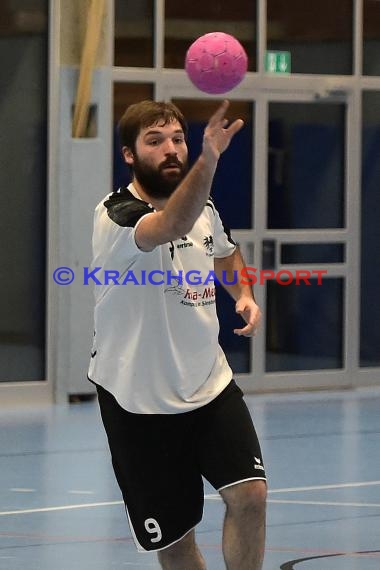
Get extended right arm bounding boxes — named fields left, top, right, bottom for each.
left=135, top=100, right=244, bottom=251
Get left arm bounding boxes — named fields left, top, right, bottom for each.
left=214, top=248, right=261, bottom=337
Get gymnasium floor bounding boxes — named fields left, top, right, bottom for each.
left=1, top=387, right=379, bottom=569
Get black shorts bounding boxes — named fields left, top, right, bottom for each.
left=96, top=380, right=266, bottom=552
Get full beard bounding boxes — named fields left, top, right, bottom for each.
left=132, top=155, right=189, bottom=199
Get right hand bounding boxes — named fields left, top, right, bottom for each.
left=202, top=100, right=244, bottom=161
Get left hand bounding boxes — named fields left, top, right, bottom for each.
left=234, top=296, right=262, bottom=337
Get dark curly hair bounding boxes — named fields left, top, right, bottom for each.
left=118, top=100, right=188, bottom=153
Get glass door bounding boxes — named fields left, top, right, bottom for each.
left=110, top=0, right=378, bottom=394
left=166, top=87, right=358, bottom=393
left=0, top=0, right=50, bottom=405
left=247, top=89, right=359, bottom=392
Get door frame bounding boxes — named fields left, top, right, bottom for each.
left=163, top=79, right=361, bottom=393
left=242, top=87, right=362, bottom=392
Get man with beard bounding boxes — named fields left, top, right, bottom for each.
left=88, top=100, right=267, bottom=570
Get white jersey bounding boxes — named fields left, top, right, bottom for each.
left=88, top=183, right=236, bottom=414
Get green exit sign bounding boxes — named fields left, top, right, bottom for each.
left=265, top=51, right=291, bottom=74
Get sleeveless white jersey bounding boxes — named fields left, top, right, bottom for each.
left=88, top=183, right=236, bottom=413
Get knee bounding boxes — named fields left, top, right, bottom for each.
left=221, top=480, right=267, bottom=517
left=157, top=530, right=195, bottom=563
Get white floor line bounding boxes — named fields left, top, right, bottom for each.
left=205, top=495, right=380, bottom=509
left=205, top=480, right=380, bottom=500
left=268, top=480, right=380, bottom=494
left=2, top=480, right=380, bottom=517
left=0, top=500, right=123, bottom=517
left=268, top=498, right=380, bottom=508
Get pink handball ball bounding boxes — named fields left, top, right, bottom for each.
left=185, top=32, right=248, bottom=95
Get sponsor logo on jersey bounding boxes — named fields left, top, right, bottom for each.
left=180, top=286, right=216, bottom=308
left=254, top=456, right=265, bottom=471
left=176, top=235, right=194, bottom=249
left=203, top=235, right=214, bottom=256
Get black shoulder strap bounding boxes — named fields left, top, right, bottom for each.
left=104, top=187, right=154, bottom=228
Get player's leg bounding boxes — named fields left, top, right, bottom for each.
left=196, top=380, right=267, bottom=570
left=96, top=384, right=206, bottom=559
left=219, top=480, right=266, bottom=570
left=157, top=528, right=206, bottom=570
